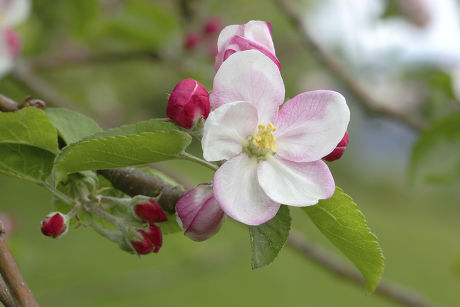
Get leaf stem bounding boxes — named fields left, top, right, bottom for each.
left=179, top=152, right=219, bottom=171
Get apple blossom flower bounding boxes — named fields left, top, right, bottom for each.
left=166, top=78, right=210, bottom=129
left=202, top=50, right=350, bottom=225
left=215, top=20, right=280, bottom=71
left=0, top=0, right=31, bottom=77
left=323, top=131, right=349, bottom=162
left=40, top=212, right=68, bottom=238
left=176, top=184, right=225, bottom=241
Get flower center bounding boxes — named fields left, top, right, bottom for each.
left=246, top=123, right=277, bottom=158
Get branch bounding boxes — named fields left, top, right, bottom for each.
left=286, top=231, right=438, bottom=307
left=0, top=223, right=39, bottom=307
left=274, top=0, right=425, bottom=131
left=29, top=50, right=161, bottom=70
left=98, top=168, right=185, bottom=214
left=10, top=62, right=76, bottom=110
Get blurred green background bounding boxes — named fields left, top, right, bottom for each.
left=1, top=0, right=460, bottom=306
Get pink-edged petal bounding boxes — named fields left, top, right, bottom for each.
left=211, top=50, right=285, bottom=124
left=214, top=153, right=280, bottom=225
left=0, top=0, right=31, bottom=27
left=258, top=156, right=335, bottom=206
left=242, top=20, right=276, bottom=54
left=274, top=90, right=350, bottom=162
left=216, top=24, right=242, bottom=52
left=226, top=35, right=280, bottom=70
left=202, top=101, right=258, bottom=161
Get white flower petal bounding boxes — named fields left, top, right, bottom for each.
left=210, top=50, right=285, bottom=124
left=243, top=20, right=276, bottom=54
left=0, top=0, right=31, bottom=27
left=274, top=90, right=350, bottom=162
left=216, top=24, right=242, bottom=52
left=202, top=101, right=258, bottom=161
left=258, top=156, right=335, bottom=206
left=214, top=153, right=280, bottom=225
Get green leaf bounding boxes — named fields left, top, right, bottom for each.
left=0, top=107, right=58, bottom=153
left=45, top=108, right=102, bottom=145
left=303, top=188, right=384, bottom=293
left=410, top=113, right=460, bottom=184
left=0, top=144, right=54, bottom=183
left=249, top=206, right=291, bottom=269
left=53, top=119, right=191, bottom=182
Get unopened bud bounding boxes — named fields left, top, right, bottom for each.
left=176, top=184, right=225, bottom=242
left=323, top=131, right=349, bottom=162
left=131, top=224, right=163, bottom=255
left=166, top=78, right=210, bottom=129
left=131, top=230, right=154, bottom=255
left=40, top=212, right=68, bottom=239
left=134, top=199, right=167, bottom=224
left=184, top=32, right=201, bottom=49
left=203, top=17, right=222, bottom=35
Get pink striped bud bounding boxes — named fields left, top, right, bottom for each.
left=176, top=184, right=225, bottom=242
left=40, top=212, right=68, bottom=239
left=323, top=131, right=349, bottom=162
left=215, top=20, right=280, bottom=71
left=166, top=78, right=210, bottom=129
left=134, top=199, right=167, bottom=224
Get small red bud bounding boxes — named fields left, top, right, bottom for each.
left=184, top=32, right=201, bottom=49
left=203, top=17, right=222, bottom=35
left=134, top=199, right=167, bottom=224
left=131, top=224, right=163, bottom=255
left=131, top=231, right=154, bottom=255
left=145, top=224, right=162, bottom=253
left=166, top=78, right=210, bottom=129
left=40, top=212, right=68, bottom=238
left=323, top=131, right=349, bottom=162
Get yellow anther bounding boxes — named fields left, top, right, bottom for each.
left=249, top=122, right=277, bottom=155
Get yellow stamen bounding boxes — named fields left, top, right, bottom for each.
left=247, top=122, right=277, bottom=157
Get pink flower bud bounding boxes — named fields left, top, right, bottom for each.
left=215, top=20, right=280, bottom=71
left=4, top=28, right=21, bottom=57
left=323, top=131, right=349, bottom=162
left=166, top=78, right=210, bottom=129
left=134, top=199, right=167, bottom=224
left=184, top=32, right=201, bottom=49
left=40, top=212, right=68, bottom=238
left=131, top=225, right=163, bottom=255
left=176, top=184, right=225, bottom=242
left=203, top=17, right=222, bottom=35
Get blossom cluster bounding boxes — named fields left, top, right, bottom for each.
left=168, top=20, right=350, bottom=240
left=0, top=0, right=30, bottom=77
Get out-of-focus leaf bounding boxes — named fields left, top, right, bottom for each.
left=249, top=206, right=291, bottom=269
left=410, top=113, right=460, bottom=184
left=303, top=188, right=384, bottom=293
